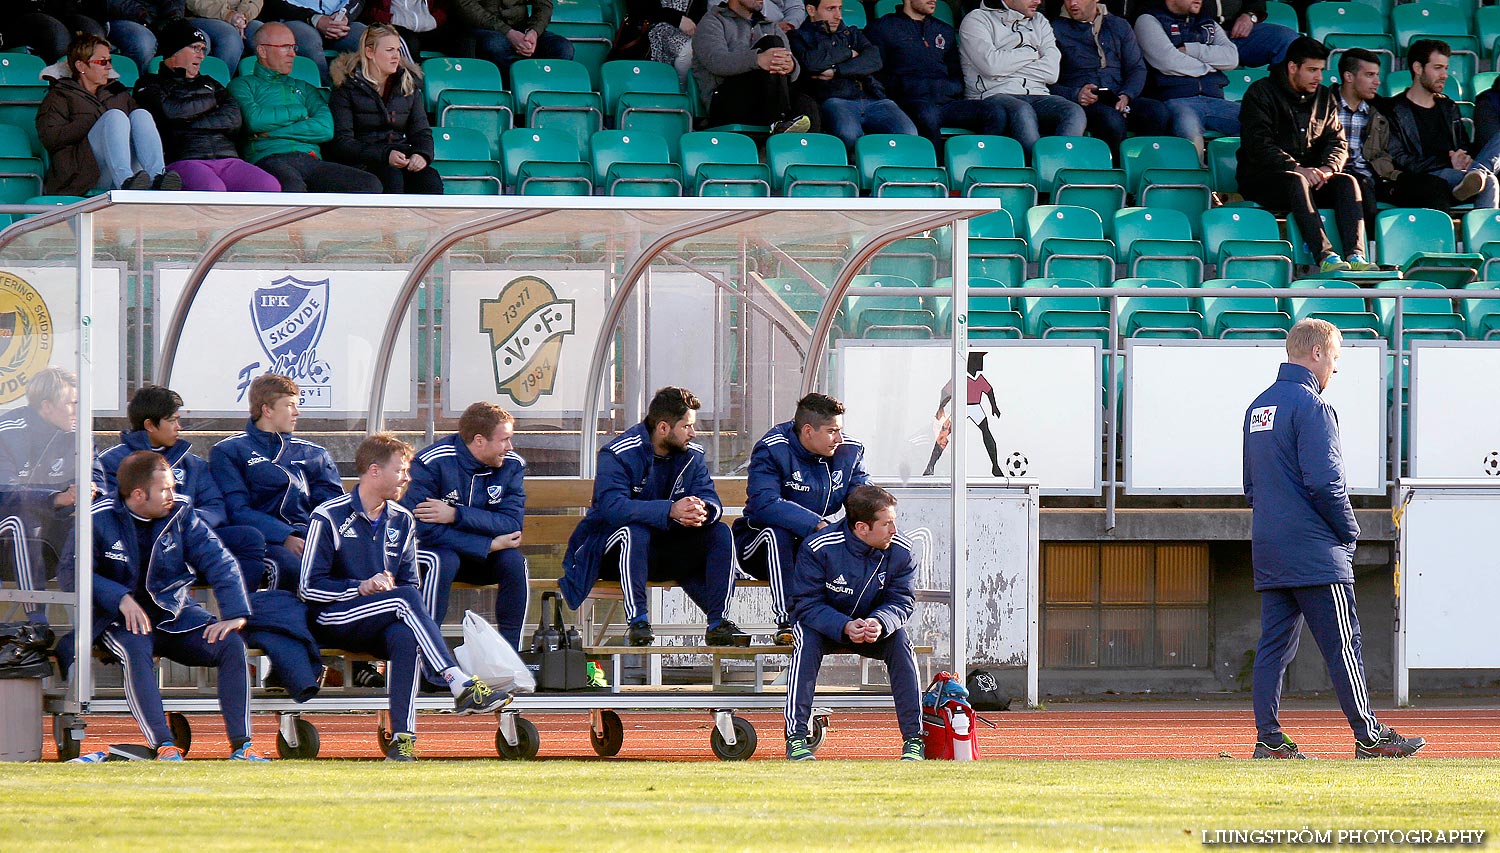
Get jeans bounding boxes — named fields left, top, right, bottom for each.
left=909, top=97, right=1009, bottom=147
left=1165, top=95, right=1241, bottom=160
left=469, top=29, right=574, bottom=72
left=87, top=109, right=166, bottom=189
left=1083, top=97, right=1171, bottom=151
left=983, top=93, right=1086, bottom=153
left=1231, top=21, right=1299, bottom=68
left=254, top=152, right=383, bottom=193
left=819, top=97, right=918, bottom=150
left=104, top=20, right=156, bottom=74
left=169, top=158, right=282, bottom=192
left=190, top=17, right=248, bottom=71
left=1430, top=133, right=1500, bottom=208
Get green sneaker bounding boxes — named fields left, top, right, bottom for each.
left=385, top=732, right=417, bottom=762
left=1319, top=253, right=1352, bottom=273
left=1252, top=733, right=1315, bottom=759
left=901, top=735, right=925, bottom=761
left=1345, top=253, right=1376, bottom=272
left=785, top=737, right=816, bottom=761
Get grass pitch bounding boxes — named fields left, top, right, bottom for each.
left=2, top=760, right=1496, bottom=851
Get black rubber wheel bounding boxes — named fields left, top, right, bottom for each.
left=53, top=716, right=81, bottom=762
left=168, top=711, right=192, bottom=755
left=275, top=717, right=320, bottom=759
left=589, top=710, right=624, bottom=757
left=709, top=716, right=757, bottom=761
left=808, top=716, right=828, bottom=753
left=377, top=726, right=395, bottom=754
left=495, top=717, right=540, bottom=760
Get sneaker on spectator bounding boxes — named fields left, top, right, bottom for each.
left=153, top=170, right=183, bottom=191
left=122, top=170, right=152, bottom=190
left=772, top=115, right=811, bottom=135
left=1345, top=253, right=1375, bottom=272
left=1454, top=171, right=1485, bottom=201
left=1319, top=253, right=1351, bottom=273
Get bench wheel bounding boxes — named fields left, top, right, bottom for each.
left=276, top=717, right=321, bottom=759
left=168, top=711, right=192, bottom=755
left=710, top=715, right=757, bottom=761
left=53, top=714, right=83, bottom=762
left=496, top=716, right=540, bottom=760
left=589, top=710, right=624, bottom=757
left=808, top=715, right=829, bottom=753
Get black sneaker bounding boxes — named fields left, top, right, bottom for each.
left=352, top=661, right=385, bottom=688
left=771, top=115, right=811, bottom=135
left=773, top=622, right=794, bottom=646
left=901, top=735, right=925, bottom=761
left=153, top=170, right=183, bottom=191
left=785, top=736, right=816, bottom=761
left=627, top=619, right=654, bottom=646
left=1252, top=734, right=1315, bottom=759
left=454, top=678, right=512, bottom=715
left=706, top=619, right=751, bottom=647
left=385, top=732, right=417, bottom=761
left=1356, top=727, right=1426, bottom=759
left=122, top=170, right=152, bottom=190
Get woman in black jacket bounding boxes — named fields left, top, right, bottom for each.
left=328, top=23, right=441, bottom=194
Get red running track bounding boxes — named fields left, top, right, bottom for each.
left=37, top=706, right=1500, bottom=761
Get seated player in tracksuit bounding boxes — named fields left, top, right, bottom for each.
left=784, top=485, right=923, bottom=761
left=561, top=386, right=749, bottom=647
left=299, top=433, right=512, bottom=761
left=402, top=402, right=528, bottom=651
left=734, top=393, right=868, bottom=646
left=91, top=450, right=265, bottom=761
left=210, top=373, right=343, bottom=594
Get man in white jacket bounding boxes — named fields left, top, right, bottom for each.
left=958, top=0, right=1085, bottom=153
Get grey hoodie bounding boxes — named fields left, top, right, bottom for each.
left=691, top=2, right=801, bottom=109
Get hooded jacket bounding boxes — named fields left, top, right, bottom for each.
left=36, top=75, right=140, bottom=195
left=865, top=10, right=964, bottom=108
left=958, top=3, right=1061, bottom=98
left=1050, top=4, right=1148, bottom=103
left=328, top=61, right=435, bottom=169
left=691, top=2, right=800, bottom=108
left=97, top=430, right=231, bottom=528
left=400, top=433, right=526, bottom=560
left=787, top=17, right=886, bottom=102
left=791, top=520, right=916, bottom=644
left=741, top=420, right=869, bottom=538
left=1235, top=64, right=1345, bottom=187
left=209, top=419, right=344, bottom=545
left=1134, top=3, right=1236, bottom=100
left=134, top=64, right=245, bottom=163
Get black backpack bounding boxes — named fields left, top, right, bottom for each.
left=965, top=668, right=1012, bottom=712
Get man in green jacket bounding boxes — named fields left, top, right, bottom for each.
left=453, top=0, right=574, bottom=72
left=226, top=22, right=381, bottom=193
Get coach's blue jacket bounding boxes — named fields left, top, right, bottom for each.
left=1242, top=363, right=1360, bottom=590
left=298, top=489, right=421, bottom=607
left=400, top=434, right=526, bottom=560
left=0, top=404, right=81, bottom=522
left=97, top=431, right=230, bottom=528
left=90, top=495, right=250, bottom=642
left=741, top=421, right=870, bottom=538
left=560, top=422, right=723, bottom=608
left=210, top=420, right=344, bottom=546
left=791, top=520, right=916, bottom=644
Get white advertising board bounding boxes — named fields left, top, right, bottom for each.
left=1125, top=341, right=1386, bottom=494
left=1399, top=490, right=1500, bottom=669
left=0, top=266, right=123, bottom=413
left=1410, top=343, right=1500, bottom=480
left=155, top=267, right=415, bottom=417
left=836, top=341, right=1101, bottom=494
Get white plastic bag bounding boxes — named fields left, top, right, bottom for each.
left=454, top=610, right=536, bottom=694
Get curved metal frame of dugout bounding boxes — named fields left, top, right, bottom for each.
left=1, top=195, right=1030, bottom=760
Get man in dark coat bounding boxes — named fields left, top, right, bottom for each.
left=1050, top=0, right=1168, bottom=150
left=788, top=0, right=916, bottom=150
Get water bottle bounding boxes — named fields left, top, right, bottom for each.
left=951, top=708, right=973, bottom=761
left=540, top=620, right=561, bottom=652
left=564, top=625, right=582, bottom=650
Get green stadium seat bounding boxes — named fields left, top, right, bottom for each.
left=1284, top=278, right=1383, bottom=339
left=1121, top=136, right=1201, bottom=197
left=21, top=195, right=86, bottom=215
left=422, top=58, right=513, bottom=160
left=1308, top=3, right=1396, bottom=70
left=1025, top=204, right=1114, bottom=279
left=111, top=55, right=139, bottom=88
left=934, top=277, right=1023, bottom=338
left=1461, top=208, right=1500, bottom=279
left=1138, top=167, right=1212, bottom=231
left=1480, top=7, right=1500, bottom=64
left=1461, top=280, right=1500, bottom=339
left=1207, top=136, right=1239, bottom=195
left=431, top=127, right=504, bottom=194
left=945, top=135, right=1036, bottom=215
left=759, top=275, right=828, bottom=328
left=1223, top=67, right=1268, bottom=102
left=854, top=134, right=948, bottom=197
left=148, top=55, right=230, bottom=86
left=1373, top=278, right=1466, bottom=341
left=1113, top=207, right=1204, bottom=285
left=1113, top=277, right=1206, bottom=338
left=842, top=1, right=868, bottom=28
left=678, top=131, right=770, bottom=197
left=600, top=60, right=692, bottom=160
left=1376, top=208, right=1480, bottom=288
left=0, top=126, right=44, bottom=204
left=510, top=59, right=604, bottom=153
left=1380, top=69, right=1412, bottom=98
left=1200, top=278, right=1292, bottom=338
left=500, top=127, right=593, bottom=194
left=840, top=275, right=930, bottom=337
left=1032, top=135, right=1112, bottom=195
left=868, top=236, right=941, bottom=285
left=590, top=129, right=682, bottom=196
left=1018, top=277, right=1110, bottom=338
left=1262, top=1, right=1298, bottom=30
left=1391, top=4, right=1480, bottom=60
left=966, top=209, right=1028, bottom=285
left=1286, top=207, right=1347, bottom=266
left=239, top=54, right=321, bottom=86
left=0, top=54, right=47, bottom=105
left=767, top=132, right=859, bottom=197
left=550, top=20, right=615, bottom=88
left=1201, top=207, right=1293, bottom=287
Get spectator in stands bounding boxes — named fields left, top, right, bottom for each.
left=1237, top=36, right=1371, bottom=273
left=1050, top=0, right=1168, bottom=151
left=364, top=0, right=461, bottom=58
left=133, top=20, right=281, bottom=191
left=708, top=0, right=804, bottom=31
left=453, top=0, right=573, bottom=72
left=227, top=23, right=383, bottom=192
left=401, top=402, right=528, bottom=652
left=37, top=33, right=182, bottom=194
left=255, top=0, right=367, bottom=85
left=734, top=393, right=869, bottom=647
left=1118, top=0, right=1295, bottom=68
left=187, top=0, right=259, bottom=70
left=959, top=0, right=1085, bottom=154
left=693, top=0, right=819, bottom=134
left=105, top=0, right=243, bottom=75
left=866, top=0, right=1011, bottom=147
left=300, top=433, right=513, bottom=761
left=1368, top=40, right=1500, bottom=212
left=626, top=0, right=708, bottom=88
left=3, top=1, right=107, bottom=65
left=789, top=0, right=916, bottom=150
left=1135, top=0, right=1239, bottom=160
left=328, top=24, right=442, bottom=194
left=560, top=386, right=750, bottom=648
left=91, top=451, right=265, bottom=761
left=209, top=373, right=344, bottom=594
left=784, top=485, right=923, bottom=762
left=1476, top=75, right=1500, bottom=159
left=1332, top=47, right=1384, bottom=236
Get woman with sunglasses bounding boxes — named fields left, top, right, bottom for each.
left=36, top=33, right=182, bottom=195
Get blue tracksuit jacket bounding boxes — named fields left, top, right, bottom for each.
left=298, top=488, right=420, bottom=607
left=742, top=420, right=870, bottom=538
left=209, top=420, right=344, bottom=545
left=399, top=434, right=526, bottom=560
left=97, top=430, right=230, bottom=528
left=1242, top=362, right=1360, bottom=590
left=0, top=404, right=82, bottom=522
left=792, top=520, right=916, bottom=643
left=560, top=422, right=723, bottom=608
left=90, top=494, right=250, bottom=642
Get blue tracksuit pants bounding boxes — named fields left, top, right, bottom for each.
left=311, top=586, right=458, bottom=736
left=262, top=542, right=304, bottom=593
left=1252, top=582, right=1383, bottom=743
left=785, top=622, right=922, bottom=740
left=101, top=621, right=251, bottom=748
left=600, top=521, right=736, bottom=626
left=417, top=547, right=530, bottom=651
left=732, top=521, right=799, bottom=625
left=213, top=524, right=266, bottom=593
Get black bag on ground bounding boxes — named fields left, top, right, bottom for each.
left=521, top=592, right=588, bottom=691
left=966, top=668, right=1012, bottom=712
left=0, top=622, right=55, bottom=679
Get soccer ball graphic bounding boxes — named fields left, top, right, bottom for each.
left=1003, top=452, right=1029, bottom=477
left=1483, top=451, right=1500, bottom=477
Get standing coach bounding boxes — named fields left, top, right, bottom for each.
left=1242, top=318, right=1424, bottom=760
